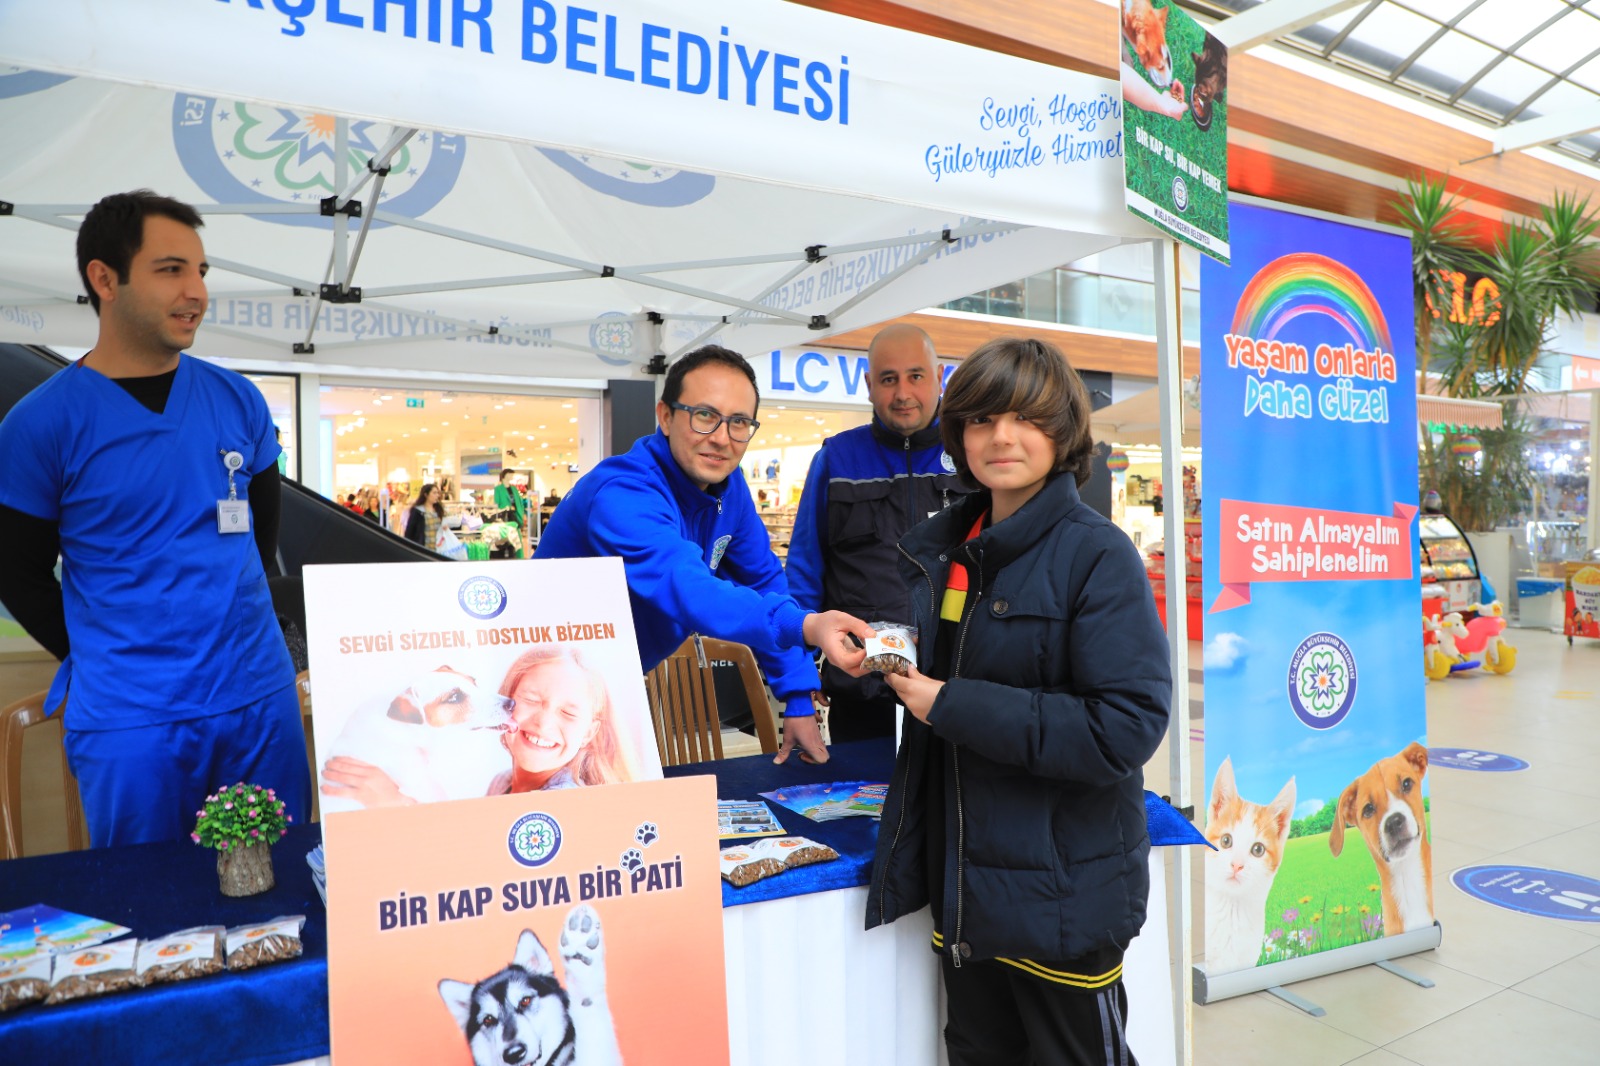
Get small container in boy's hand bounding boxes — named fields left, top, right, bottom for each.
left=861, top=622, right=917, bottom=676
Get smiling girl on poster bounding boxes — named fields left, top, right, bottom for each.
left=488, top=644, right=632, bottom=791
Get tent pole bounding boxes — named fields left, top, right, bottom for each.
left=343, top=169, right=386, bottom=288
left=1151, top=237, right=1193, bottom=1066
left=332, top=118, right=350, bottom=294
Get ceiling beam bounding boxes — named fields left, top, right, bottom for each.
left=1208, top=0, right=1367, bottom=52
left=1491, top=101, right=1600, bottom=156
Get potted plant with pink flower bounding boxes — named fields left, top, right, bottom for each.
left=192, top=783, right=293, bottom=896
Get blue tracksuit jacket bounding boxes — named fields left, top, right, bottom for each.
left=535, top=431, right=819, bottom=717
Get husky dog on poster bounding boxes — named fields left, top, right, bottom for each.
left=324, top=776, right=729, bottom=1066
left=304, top=558, right=663, bottom=816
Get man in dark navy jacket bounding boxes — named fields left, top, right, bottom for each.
left=787, top=325, right=972, bottom=739
left=536, top=345, right=869, bottom=765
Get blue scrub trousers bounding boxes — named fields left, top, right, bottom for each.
left=65, top=682, right=312, bottom=848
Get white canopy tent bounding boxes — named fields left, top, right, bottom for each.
left=0, top=0, right=1150, bottom=381
left=1094, top=384, right=1202, bottom=448
left=0, top=2, right=1196, bottom=1061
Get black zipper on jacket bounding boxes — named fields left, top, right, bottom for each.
left=881, top=542, right=938, bottom=927
left=948, top=544, right=982, bottom=968
left=903, top=436, right=914, bottom=528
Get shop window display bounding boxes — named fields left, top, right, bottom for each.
left=320, top=385, right=599, bottom=557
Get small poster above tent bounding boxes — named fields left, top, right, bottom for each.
left=304, top=557, right=662, bottom=816
left=1118, top=0, right=1230, bottom=263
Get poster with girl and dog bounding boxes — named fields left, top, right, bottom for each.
left=307, top=558, right=728, bottom=1063
left=1199, top=204, right=1430, bottom=982
left=304, top=556, right=664, bottom=818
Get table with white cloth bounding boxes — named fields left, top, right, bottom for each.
left=671, top=738, right=1179, bottom=1066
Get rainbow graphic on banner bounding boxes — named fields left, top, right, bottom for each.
left=1230, top=252, right=1392, bottom=353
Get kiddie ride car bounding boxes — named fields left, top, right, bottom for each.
left=1423, top=602, right=1516, bottom=681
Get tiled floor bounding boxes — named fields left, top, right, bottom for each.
left=7, top=625, right=1600, bottom=1064
left=1168, top=627, right=1600, bottom=1065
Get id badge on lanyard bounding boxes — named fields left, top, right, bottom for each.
left=218, top=450, right=250, bottom=534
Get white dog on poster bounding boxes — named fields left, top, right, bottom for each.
left=318, top=664, right=513, bottom=814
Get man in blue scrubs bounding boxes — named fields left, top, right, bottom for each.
left=0, top=190, right=311, bottom=847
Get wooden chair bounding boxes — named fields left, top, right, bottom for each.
left=0, top=691, right=87, bottom=859
left=644, top=636, right=779, bottom=766
left=697, top=637, right=780, bottom=756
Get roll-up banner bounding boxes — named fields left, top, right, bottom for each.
left=1199, top=203, right=1427, bottom=979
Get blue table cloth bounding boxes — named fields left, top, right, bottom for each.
left=0, top=823, right=328, bottom=1066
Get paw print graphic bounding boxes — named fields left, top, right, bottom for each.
left=635, top=822, right=658, bottom=847
left=620, top=848, right=644, bottom=872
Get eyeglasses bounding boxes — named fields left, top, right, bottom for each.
left=668, top=402, right=760, bottom=442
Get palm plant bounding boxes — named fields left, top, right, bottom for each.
left=1392, top=175, right=1474, bottom=369
left=1394, top=177, right=1600, bottom=530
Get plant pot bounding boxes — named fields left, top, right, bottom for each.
left=218, top=843, right=275, bottom=897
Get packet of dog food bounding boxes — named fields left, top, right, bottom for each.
left=0, top=953, right=52, bottom=1012
left=718, top=846, right=788, bottom=888
left=763, top=835, right=840, bottom=870
left=860, top=622, right=917, bottom=676
left=224, top=916, right=306, bottom=971
left=137, top=926, right=226, bottom=986
left=43, top=938, right=140, bottom=1005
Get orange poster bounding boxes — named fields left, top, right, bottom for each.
left=324, top=776, right=728, bottom=1065
left=304, top=557, right=662, bottom=817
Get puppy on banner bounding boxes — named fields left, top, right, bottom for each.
left=1331, top=742, right=1434, bottom=936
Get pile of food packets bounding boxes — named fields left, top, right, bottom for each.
left=719, top=836, right=839, bottom=888
left=0, top=915, right=305, bottom=1013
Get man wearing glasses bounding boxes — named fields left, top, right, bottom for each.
left=536, top=345, right=870, bottom=765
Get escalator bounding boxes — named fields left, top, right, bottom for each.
left=0, top=343, right=436, bottom=575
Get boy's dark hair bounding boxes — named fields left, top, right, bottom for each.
left=940, top=337, right=1095, bottom=488
left=76, top=190, right=205, bottom=313
left=660, top=345, right=759, bottom=413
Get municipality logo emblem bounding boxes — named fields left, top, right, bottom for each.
left=173, top=95, right=464, bottom=228
left=458, top=576, right=508, bottom=620
left=508, top=813, right=562, bottom=868
left=589, top=311, right=635, bottom=368
left=941, top=451, right=957, bottom=473
left=1287, top=632, right=1356, bottom=729
left=1172, top=174, right=1190, bottom=212
left=710, top=535, right=732, bottom=571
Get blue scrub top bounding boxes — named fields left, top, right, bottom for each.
left=0, top=355, right=292, bottom=729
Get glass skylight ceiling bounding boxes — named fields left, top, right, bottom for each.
left=1195, top=0, right=1600, bottom=167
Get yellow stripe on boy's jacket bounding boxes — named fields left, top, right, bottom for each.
left=940, top=513, right=986, bottom=623
left=939, top=579, right=967, bottom=623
